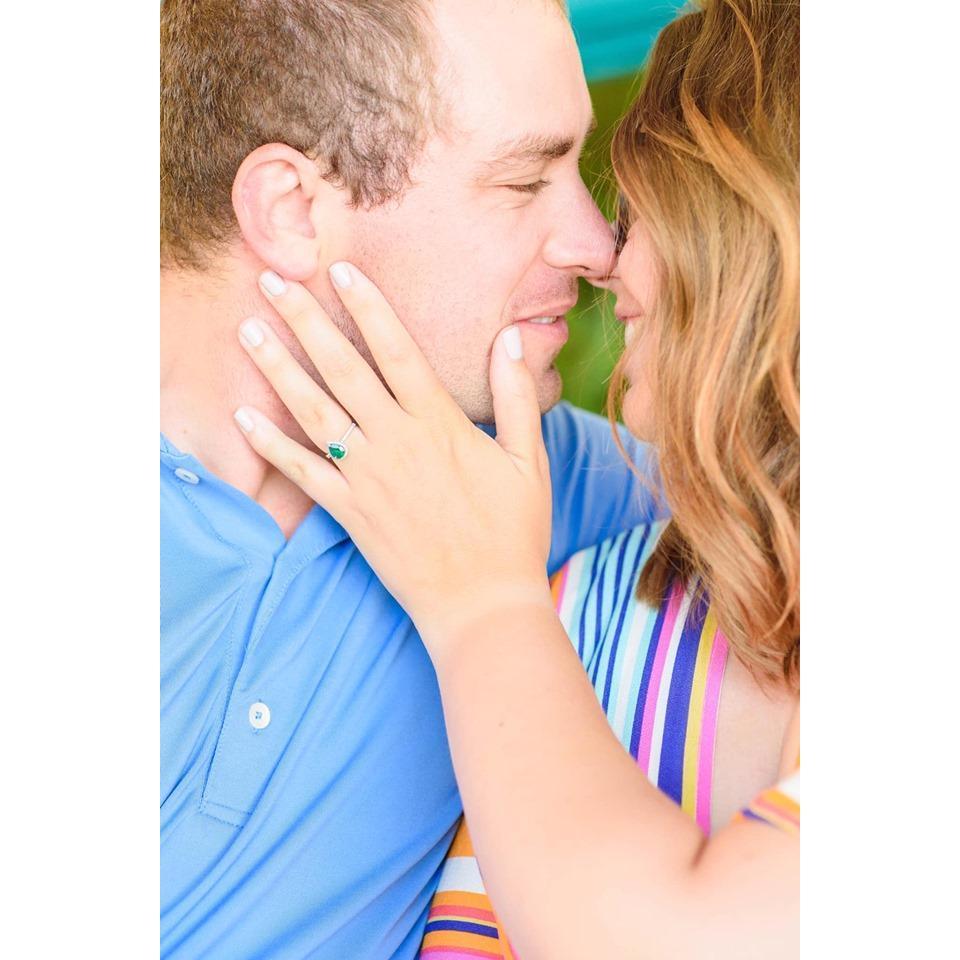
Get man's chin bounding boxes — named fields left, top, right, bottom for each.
left=464, top=369, right=563, bottom=425
left=534, top=367, right=564, bottom=414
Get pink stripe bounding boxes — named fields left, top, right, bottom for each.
left=636, top=581, right=684, bottom=771
left=428, top=905, right=497, bottom=923
left=753, top=794, right=800, bottom=826
left=420, top=948, right=503, bottom=959
left=695, top=628, right=728, bottom=833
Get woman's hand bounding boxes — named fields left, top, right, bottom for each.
left=234, top=263, right=555, bottom=655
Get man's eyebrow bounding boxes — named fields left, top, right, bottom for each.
left=477, top=115, right=598, bottom=176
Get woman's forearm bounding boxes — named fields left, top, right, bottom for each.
left=426, top=601, right=710, bottom=960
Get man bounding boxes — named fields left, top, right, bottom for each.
left=161, top=1, right=661, bottom=956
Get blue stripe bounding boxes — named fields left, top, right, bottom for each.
left=423, top=919, right=500, bottom=939
left=656, top=590, right=707, bottom=805
left=600, top=528, right=650, bottom=713
left=588, top=539, right=611, bottom=685
left=593, top=533, right=629, bottom=693
left=629, top=581, right=672, bottom=759
left=578, top=545, right=604, bottom=660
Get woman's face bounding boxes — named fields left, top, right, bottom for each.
left=606, top=215, right=661, bottom=442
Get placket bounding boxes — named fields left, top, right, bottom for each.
left=199, top=509, right=350, bottom=826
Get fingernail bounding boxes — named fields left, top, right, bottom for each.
left=259, top=270, right=287, bottom=296
left=239, top=318, right=265, bottom=348
left=234, top=408, right=255, bottom=433
left=329, top=262, right=353, bottom=289
left=502, top=325, right=523, bottom=360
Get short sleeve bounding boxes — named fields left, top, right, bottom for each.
left=737, top=767, right=800, bottom=835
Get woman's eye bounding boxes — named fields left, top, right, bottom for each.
left=613, top=217, right=629, bottom=255
left=614, top=192, right=631, bottom=255
left=504, top=179, right=550, bottom=196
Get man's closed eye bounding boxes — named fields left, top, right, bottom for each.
left=504, top=179, right=551, bottom=196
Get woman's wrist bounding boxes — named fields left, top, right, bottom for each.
left=412, top=580, right=557, bottom=673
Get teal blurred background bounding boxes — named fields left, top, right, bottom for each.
left=557, top=1, right=682, bottom=414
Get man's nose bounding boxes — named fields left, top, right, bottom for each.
left=542, top=180, right=617, bottom=280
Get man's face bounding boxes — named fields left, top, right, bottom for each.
left=325, top=0, right=615, bottom=423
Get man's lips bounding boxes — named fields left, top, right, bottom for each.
left=510, top=300, right=576, bottom=350
left=516, top=300, right=578, bottom=324
left=516, top=316, right=570, bottom=347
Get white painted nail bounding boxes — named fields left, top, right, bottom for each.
left=239, top=318, right=265, bottom=348
left=259, top=270, right=287, bottom=296
left=329, top=262, right=353, bottom=289
left=503, top=325, right=523, bottom=360
left=234, top=408, right=255, bottom=433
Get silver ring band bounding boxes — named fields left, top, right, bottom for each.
left=326, top=422, right=357, bottom=462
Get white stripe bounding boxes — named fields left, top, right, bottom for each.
left=435, top=856, right=487, bottom=895
left=645, top=589, right=693, bottom=785
left=610, top=599, right=656, bottom=746
left=608, top=530, right=659, bottom=739
left=557, top=547, right=587, bottom=630
left=777, top=769, right=801, bottom=804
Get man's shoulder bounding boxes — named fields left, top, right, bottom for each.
left=541, top=401, right=647, bottom=471
left=543, top=401, right=620, bottom=457
left=542, top=399, right=607, bottom=439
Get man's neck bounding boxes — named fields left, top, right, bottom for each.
left=161, top=255, right=319, bottom=538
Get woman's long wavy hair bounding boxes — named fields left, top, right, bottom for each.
left=609, top=0, right=799, bottom=685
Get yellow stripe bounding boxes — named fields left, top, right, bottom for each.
left=680, top=608, right=717, bottom=820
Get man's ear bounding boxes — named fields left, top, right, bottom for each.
left=232, top=143, right=341, bottom=281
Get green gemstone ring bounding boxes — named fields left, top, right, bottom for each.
left=326, top=422, right=357, bottom=462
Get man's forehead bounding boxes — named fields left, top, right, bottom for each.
left=425, top=0, right=593, bottom=179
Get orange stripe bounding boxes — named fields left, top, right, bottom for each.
left=430, top=891, right=497, bottom=912
left=446, top=822, right=474, bottom=857
left=754, top=791, right=800, bottom=823
left=549, top=562, right=569, bottom=607
left=421, top=929, right=503, bottom=952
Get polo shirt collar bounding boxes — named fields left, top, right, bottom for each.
left=160, top=433, right=348, bottom=561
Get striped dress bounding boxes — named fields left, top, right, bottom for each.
left=420, top=521, right=731, bottom=960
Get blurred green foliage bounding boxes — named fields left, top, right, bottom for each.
left=556, top=72, right=643, bottom=415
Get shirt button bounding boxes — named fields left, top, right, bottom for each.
left=174, top=468, right=200, bottom=485
left=248, top=702, right=271, bottom=730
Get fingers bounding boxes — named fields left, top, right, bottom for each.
left=233, top=406, right=352, bottom=516
left=328, top=262, right=459, bottom=420
left=258, top=269, right=397, bottom=434
left=237, top=316, right=359, bottom=458
left=489, top=325, right=546, bottom=466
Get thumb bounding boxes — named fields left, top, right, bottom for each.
left=490, top=324, right=545, bottom=464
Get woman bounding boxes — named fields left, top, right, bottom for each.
left=232, top=1, right=799, bottom=956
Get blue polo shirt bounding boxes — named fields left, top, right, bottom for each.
left=161, top=402, right=661, bottom=959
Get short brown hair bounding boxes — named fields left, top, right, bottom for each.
left=610, top=0, right=800, bottom=685
left=161, top=0, right=439, bottom=269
